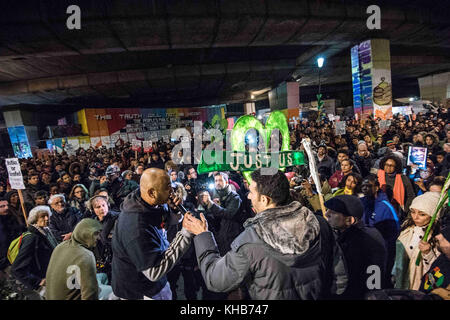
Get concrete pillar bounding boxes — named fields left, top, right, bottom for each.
left=269, top=81, right=299, bottom=111
left=418, top=72, right=450, bottom=105
left=351, top=39, right=393, bottom=120
left=244, top=102, right=256, bottom=115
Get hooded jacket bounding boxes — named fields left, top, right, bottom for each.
left=194, top=201, right=341, bottom=300
left=45, top=218, right=103, bottom=300
left=111, top=189, right=193, bottom=300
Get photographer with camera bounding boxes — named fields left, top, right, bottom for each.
left=197, top=172, right=243, bottom=256
left=183, top=166, right=199, bottom=207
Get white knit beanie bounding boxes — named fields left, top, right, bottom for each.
left=28, top=205, right=52, bottom=225
left=409, top=192, right=440, bottom=216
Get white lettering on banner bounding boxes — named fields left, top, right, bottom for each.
left=5, top=158, right=25, bottom=190
left=119, top=114, right=142, bottom=120
left=94, top=115, right=112, bottom=120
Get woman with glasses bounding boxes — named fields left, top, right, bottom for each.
left=377, top=155, right=415, bottom=220
left=68, top=184, right=89, bottom=217
left=48, top=194, right=83, bottom=243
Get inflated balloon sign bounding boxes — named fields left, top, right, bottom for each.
left=197, top=111, right=305, bottom=183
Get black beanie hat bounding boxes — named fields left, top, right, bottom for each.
left=324, top=195, right=364, bottom=219
left=440, top=225, right=450, bottom=243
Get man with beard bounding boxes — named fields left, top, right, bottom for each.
left=197, top=172, right=243, bottom=256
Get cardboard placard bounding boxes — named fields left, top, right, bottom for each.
left=5, top=158, right=25, bottom=190
left=143, top=141, right=152, bottom=153
left=131, top=139, right=142, bottom=151
left=335, top=121, right=346, bottom=135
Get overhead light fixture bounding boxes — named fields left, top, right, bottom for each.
left=409, top=97, right=415, bottom=102
left=251, top=94, right=255, bottom=99
left=317, top=57, right=324, bottom=68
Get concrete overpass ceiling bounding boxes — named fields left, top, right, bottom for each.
left=0, top=0, right=449, bottom=108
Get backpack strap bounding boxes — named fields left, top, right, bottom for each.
left=382, top=200, right=400, bottom=230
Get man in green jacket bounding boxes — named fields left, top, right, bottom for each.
left=45, top=218, right=102, bottom=300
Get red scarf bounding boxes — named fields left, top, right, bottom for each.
left=377, top=169, right=405, bottom=208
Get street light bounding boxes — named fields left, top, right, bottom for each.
left=316, top=57, right=325, bottom=121
left=317, top=57, right=324, bottom=94
left=317, top=57, right=324, bottom=68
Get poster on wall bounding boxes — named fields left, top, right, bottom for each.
left=66, top=138, right=80, bottom=156
left=78, top=136, right=91, bottom=150
left=119, top=133, right=129, bottom=143
left=101, top=136, right=112, bottom=149
left=7, top=126, right=33, bottom=159
left=46, top=140, right=55, bottom=153
left=90, top=137, right=102, bottom=149
left=372, top=69, right=393, bottom=120
left=53, top=138, right=63, bottom=153
left=127, top=132, right=137, bottom=142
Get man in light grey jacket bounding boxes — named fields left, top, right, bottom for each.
left=184, top=169, right=344, bottom=300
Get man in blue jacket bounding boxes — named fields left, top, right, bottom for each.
left=111, top=168, right=194, bottom=300
left=361, top=174, right=400, bottom=288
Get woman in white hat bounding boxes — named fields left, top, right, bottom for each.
left=392, top=192, right=442, bottom=290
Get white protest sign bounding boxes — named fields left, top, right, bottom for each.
left=143, top=141, right=152, bottom=153
left=5, top=158, right=25, bottom=189
left=131, top=139, right=142, bottom=151
left=335, top=121, right=346, bottom=135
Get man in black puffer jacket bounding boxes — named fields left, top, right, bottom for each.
left=183, top=169, right=346, bottom=300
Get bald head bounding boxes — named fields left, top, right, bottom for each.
left=140, top=168, right=172, bottom=206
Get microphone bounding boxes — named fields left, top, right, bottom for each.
left=170, top=188, right=187, bottom=214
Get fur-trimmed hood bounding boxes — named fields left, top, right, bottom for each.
left=244, top=201, right=320, bottom=256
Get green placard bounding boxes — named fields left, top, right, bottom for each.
left=197, top=150, right=305, bottom=174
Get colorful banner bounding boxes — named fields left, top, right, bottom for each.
left=7, top=126, right=33, bottom=159
left=66, top=137, right=80, bottom=155
left=78, top=136, right=90, bottom=150
left=90, top=137, right=102, bottom=149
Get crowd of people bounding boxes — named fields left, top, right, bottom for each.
left=0, top=107, right=449, bottom=300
